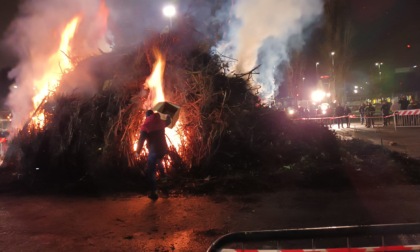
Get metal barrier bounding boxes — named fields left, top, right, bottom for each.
left=207, top=223, right=420, bottom=252
left=294, top=114, right=390, bottom=129
left=394, top=110, right=420, bottom=130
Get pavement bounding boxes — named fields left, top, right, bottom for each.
left=332, top=119, right=420, bottom=160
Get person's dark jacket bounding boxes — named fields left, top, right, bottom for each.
left=399, top=98, right=409, bottom=110
left=335, top=105, right=345, bottom=117
left=381, top=102, right=391, bottom=115
left=364, top=105, right=375, bottom=116
left=359, top=104, right=366, bottom=115
left=138, top=113, right=171, bottom=155
left=344, top=106, right=351, bottom=115
left=407, top=101, right=419, bottom=110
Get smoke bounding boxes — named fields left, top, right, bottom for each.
left=3, top=0, right=227, bottom=129
left=4, top=0, right=113, bottom=128
left=6, top=0, right=320, bottom=129
left=215, top=0, right=323, bottom=100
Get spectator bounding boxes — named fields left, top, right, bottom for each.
left=344, top=105, right=352, bottom=128
left=398, top=96, right=409, bottom=110
left=407, top=98, right=419, bottom=109
left=380, top=100, right=391, bottom=126
left=359, top=102, right=366, bottom=125
left=390, top=98, right=399, bottom=112
left=364, top=103, right=375, bottom=128
left=335, top=103, right=345, bottom=128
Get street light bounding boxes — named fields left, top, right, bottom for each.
left=330, top=52, right=335, bottom=100
left=162, top=4, right=176, bottom=28
left=375, top=62, right=383, bottom=81
left=315, top=62, right=319, bottom=79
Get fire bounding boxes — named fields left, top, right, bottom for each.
left=144, top=49, right=166, bottom=106
left=96, top=0, right=113, bottom=53
left=30, top=17, right=79, bottom=128
left=142, top=49, right=183, bottom=151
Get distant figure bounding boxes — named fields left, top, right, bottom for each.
left=390, top=98, right=399, bottom=112
left=344, top=105, right=352, bottom=128
left=335, top=103, right=345, bottom=128
left=359, top=102, right=366, bottom=125
left=398, top=96, right=409, bottom=110
left=380, top=100, right=391, bottom=126
left=137, top=110, right=172, bottom=200
left=407, top=98, right=419, bottom=110
left=364, top=103, right=375, bottom=128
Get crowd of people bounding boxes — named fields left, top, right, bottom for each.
left=283, top=95, right=420, bottom=129
left=357, top=96, right=420, bottom=128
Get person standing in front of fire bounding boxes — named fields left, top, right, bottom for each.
left=137, top=109, right=171, bottom=200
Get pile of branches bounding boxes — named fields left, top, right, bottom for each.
left=3, top=25, right=340, bottom=192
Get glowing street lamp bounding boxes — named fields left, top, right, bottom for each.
left=315, top=62, right=319, bottom=78
left=311, top=90, right=326, bottom=103
left=375, top=62, right=383, bottom=81
left=162, top=4, right=176, bottom=28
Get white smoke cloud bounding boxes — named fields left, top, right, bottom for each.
left=5, top=0, right=315, bottom=129
left=3, top=0, right=229, bottom=129
left=4, top=0, right=111, bottom=128
left=215, top=0, right=323, bottom=100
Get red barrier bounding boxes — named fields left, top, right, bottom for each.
left=397, top=109, right=420, bottom=116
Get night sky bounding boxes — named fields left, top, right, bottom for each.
left=350, top=0, right=419, bottom=68
left=0, top=0, right=419, bottom=84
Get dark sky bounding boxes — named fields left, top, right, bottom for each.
left=0, top=0, right=419, bottom=71
left=0, top=0, right=20, bottom=68
left=350, top=0, right=419, bottom=68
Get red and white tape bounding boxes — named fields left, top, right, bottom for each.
left=396, top=109, right=420, bottom=116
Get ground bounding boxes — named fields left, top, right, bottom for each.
left=1, top=125, right=420, bottom=251
left=1, top=186, right=420, bottom=251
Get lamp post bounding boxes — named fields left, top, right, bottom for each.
left=315, top=62, right=319, bottom=79
left=375, top=62, right=383, bottom=81
left=330, top=52, right=335, bottom=101
left=162, top=4, right=176, bottom=29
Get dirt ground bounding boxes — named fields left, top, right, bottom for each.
left=1, top=185, right=420, bottom=252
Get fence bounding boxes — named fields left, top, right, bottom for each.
left=294, top=111, right=420, bottom=130
left=394, top=109, right=420, bottom=130
left=293, top=114, right=387, bottom=128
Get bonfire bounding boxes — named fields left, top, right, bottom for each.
left=1, top=16, right=342, bottom=193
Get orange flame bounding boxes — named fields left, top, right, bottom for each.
left=30, top=17, right=79, bottom=128
left=96, top=0, right=112, bottom=53
left=142, top=49, right=183, bottom=152
left=144, top=49, right=165, bottom=107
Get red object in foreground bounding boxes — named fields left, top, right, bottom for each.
left=207, top=223, right=420, bottom=252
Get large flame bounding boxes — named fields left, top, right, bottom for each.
left=33, top=17, right=79, bottom=108
left=143, top=49, right=182, bottom=152
left=96, top=0, right=113, bottom=53
left=30, top=17, right=79, bottom=128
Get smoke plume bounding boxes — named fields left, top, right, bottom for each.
left=215, top=0, right=323, bottom=100
left=3, top=0, right=224, bottom=129
left=4, top=0, right=114, bottom=128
